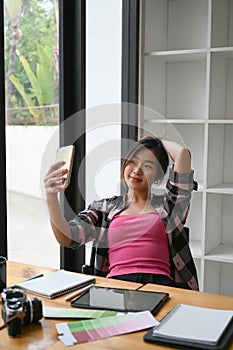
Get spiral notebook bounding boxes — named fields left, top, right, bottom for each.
left=15, top=270, right=95, bottom=298
left=144, top=304, right=233, bottom=350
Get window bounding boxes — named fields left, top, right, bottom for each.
left=4, top=0, right=59, bottom=268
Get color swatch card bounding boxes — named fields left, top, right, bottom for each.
left=43, top=306, right=117, bottom=319
left=56, top=311, right=158, bottom=346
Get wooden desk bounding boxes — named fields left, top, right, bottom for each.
left=1, top=261, right=233, bottom=350
left=1, top=261, right=143, bottom=350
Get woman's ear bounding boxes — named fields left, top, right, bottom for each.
left=154, top=171, right=163, bottom=183
left=153, top=171, right=159, bottom=183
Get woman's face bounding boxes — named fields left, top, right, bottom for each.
left=123, top=148, right=158, bottom=193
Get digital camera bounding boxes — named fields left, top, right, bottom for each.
left=1, top=288, right=43, bottom=337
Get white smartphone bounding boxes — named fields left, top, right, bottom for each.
left=56, top=145, right=75, bottom=189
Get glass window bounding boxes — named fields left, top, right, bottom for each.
left=4, top=0, right=59, bottom=268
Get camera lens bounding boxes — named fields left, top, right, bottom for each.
left=7, top=317, right=22, bottom=337
left=24, top=298, right=43, bottom=324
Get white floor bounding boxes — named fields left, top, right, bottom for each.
left=7, top=191, right=60, bottom=269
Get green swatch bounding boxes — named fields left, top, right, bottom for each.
left=43, top=306, right=117, bottom=319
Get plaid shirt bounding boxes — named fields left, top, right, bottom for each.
left=68, top=167, right=199, bottom=290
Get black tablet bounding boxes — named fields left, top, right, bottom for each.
left=71, top=286, right=169, bottom=315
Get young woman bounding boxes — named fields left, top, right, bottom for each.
left=44, top=137, right=198, bottom=290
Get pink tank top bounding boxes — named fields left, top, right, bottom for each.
left=107, top=212, right=171, bottom=278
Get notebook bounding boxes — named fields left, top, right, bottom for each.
left=144, top=304, right=233, bottom=350
left=15, top=270, right=95, bottom=298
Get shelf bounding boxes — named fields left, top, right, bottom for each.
left=208, top=119, right=233, bottom=124
left=205, top=244, right=233, bottom=264
left=209, top=51, right=233, bottom=119
left=205, top=193, right=233, bottom=257
left=204, top=260, right=233, bottom=296
left=144, top=57, right=206, bottom=119
left=207, top=183, right=233, bottom=194
left=207, top=125, right=233, bottom=187
left=144, top=119, right=233, bottom=124
left=141, top=0, right=233, bottom=295
left=210, top=47, right=233, bottom=57
left=144, top=49, right=207, bottom=62
left=211, top=0, right=233, bottom=48
left=144, top=0, right=208, bottom=52
left=144, top=49, right=233, bottom=63
left=144, top=119, right=206, bottom=124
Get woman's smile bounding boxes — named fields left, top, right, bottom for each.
left=129, top=176, right=142, bottom=183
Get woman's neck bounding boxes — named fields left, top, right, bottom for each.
left=127, top=189, right=151, bottom=203
left=120, top=190, right=154, bottom=215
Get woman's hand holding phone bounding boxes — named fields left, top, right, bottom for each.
left=44, top=145, right=75, bottom=194
left=44, top=161, right=68, bottom=194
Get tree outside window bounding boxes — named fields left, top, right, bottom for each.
left=4, top=0, right=59, bottom=125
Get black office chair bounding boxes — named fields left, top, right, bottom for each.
left=82, top=244, right=96, bottom=275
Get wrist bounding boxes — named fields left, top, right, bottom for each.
left=46, top=192, right=59, bottom=205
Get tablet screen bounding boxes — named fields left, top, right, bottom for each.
left=71, top=286, right=169, bottom=315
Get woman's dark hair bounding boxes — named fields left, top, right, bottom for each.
left=121, top=137, right=169, bottom=182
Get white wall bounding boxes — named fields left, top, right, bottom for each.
left=6, top=126, right=58, bottom=198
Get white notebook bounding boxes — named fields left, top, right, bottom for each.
left=152, top=304, right=233, bottom=345
left=15, top=270, right=95, bottom=298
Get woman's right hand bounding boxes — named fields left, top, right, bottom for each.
left=44, top=161, right=73, bottom=247
left=44, top=161, right=68, bottom=195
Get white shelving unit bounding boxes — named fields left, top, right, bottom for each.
left=139, top=0, right=233, bottom=295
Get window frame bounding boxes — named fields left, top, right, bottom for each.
left=0, top=0, right=7, bottom=258
left=59, top=0, right=86, bottom=272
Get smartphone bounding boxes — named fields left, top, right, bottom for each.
left=56, top=145, right=75, bottom=190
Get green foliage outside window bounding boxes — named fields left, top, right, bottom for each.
left=4, top=0, right=59, bottom=125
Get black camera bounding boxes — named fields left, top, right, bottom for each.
left=1, top=288, right=43, bottom=337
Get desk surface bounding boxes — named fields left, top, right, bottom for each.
left=1, top=261, right=233, bottom=350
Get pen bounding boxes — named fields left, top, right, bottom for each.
left=8, top=274, right=44, bottom=288
left=25, top=273, right=44, bottom=281
left=64, top=283, right=95, bottom=301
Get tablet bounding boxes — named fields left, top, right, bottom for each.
left=71, top=286, right=169, bottom=315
